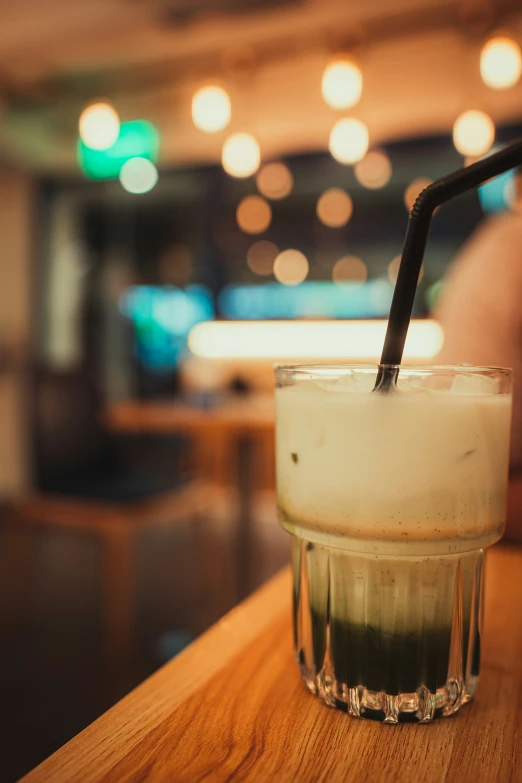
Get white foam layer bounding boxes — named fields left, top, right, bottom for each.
left=276, top=373, right=511, bottom=550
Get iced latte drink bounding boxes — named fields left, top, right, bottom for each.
left=275, top=365, right=511, bottom=723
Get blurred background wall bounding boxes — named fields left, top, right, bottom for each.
left=0, top=170, right=32, bottom=495
left=0, top=0, right=521, bottom=413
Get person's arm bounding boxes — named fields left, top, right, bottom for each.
left=436, top=214, right=522, bottom=370
left=436, top=214, right=522, bottom=541
left=435, top=213, right=522, bottom=470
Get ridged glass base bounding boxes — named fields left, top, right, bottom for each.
left=299, top=669, right=477, bottom=723
left=292, top=536, right=484, bottom=723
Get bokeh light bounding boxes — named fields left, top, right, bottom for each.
left=354, top=149, right=392, bottom=189
left=218, top=280, right=393, bottom=319
left=332, top=255, right=367, bottom=284
left=321, top=60, right=363, bottom=110
left=222, top=132, right=260, bottom=177
left=453, top=110, right=495, bottom=156
left=189, top=319, right=443, bottom=360
left=273, top=249, right=309, bottom=285
left=479, top=164, right=516, bottom=213
left=79, top=102, right=120, bottom=150
left=119, top=157, right=158, bottom=194
left=192, top=85, right=231, bottom=133
left=463, top=154, right=479, bottom=167
left=246, top=240, right=279, bottom=275
left=425, top=280, right=445, bottom=311
left=480, top=37, right=522, bottom=90
left=329, top=118, right=369, bottom=164
left=404, top=177, right=433, bottom=211
left=78, top=119, right=159, bottom=180
left=121, top=285, right=213, bottom=371
left=388, top=254, right=423, bottom=284
left=316, top=188, right=353, bottom=227
left=236, top=195, right=272, bottom=234
left=256, top=162, right=293, bottom=199
left=506, top=174, right=522, bottom=213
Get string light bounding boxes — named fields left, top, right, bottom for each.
left=256, top=162, right=293, bottom=199
left=453, top=110, right=494, bottom=156
left=79, top=102, right=120, bottom=150
left=332, top=256, right=367, bottom=284
left=316, top=188, right=353, bottom=227
left=273, top=249, right=309, bottom=285
left=329, top=118, right=369, bottom=164
left=119, top=157, right=158, bottom=194
left=247, top=241, right=279, bottom=275
left=480, top=37, right=522, bottom=90
left=463, top=155, right=479, bottom=167
left=192, top=85, right=231, bottom=133
left=321, top=60, right=363, bottom=110
left=236, top=195, right=272, bottom=234
left=222, top=132, right=260, bottom=177
left=354, top=149, right=392, bottom=189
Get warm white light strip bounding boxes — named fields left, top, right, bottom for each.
left=188, top=320, right=444, bottom=361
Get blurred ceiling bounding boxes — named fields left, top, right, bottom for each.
left=1, top=0, right=522, bottom=173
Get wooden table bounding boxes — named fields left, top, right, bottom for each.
left=105, top=397, right=275, bottom=435
left=106, top=397, right=276, bottom=599
left=22, top=543, right=522, bottom=783
left=105, top=396, right=275, bottom=487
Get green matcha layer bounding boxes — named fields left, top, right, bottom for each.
left=293, top=538, right=483, bottom=696
left=327, top=614, right=473, bottom=694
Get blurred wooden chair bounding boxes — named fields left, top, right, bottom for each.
left=0, top=368, right=213, bottom=660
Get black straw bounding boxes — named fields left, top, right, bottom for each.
left=375, top=138, right=522, bottom=392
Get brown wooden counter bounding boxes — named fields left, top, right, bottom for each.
left=21, top=544, right=522, bottom=783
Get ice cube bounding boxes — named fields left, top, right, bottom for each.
left=334, top=370, right=376, bottom=393
left=396, top=373, right=426, bottom=392
left=451, top=372, right=499, bottom=395
left=314, top=378, right=341, bottom=392
left=335, top=372, right=357, bottom=391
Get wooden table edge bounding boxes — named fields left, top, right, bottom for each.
left=20, top=567, right=292, bottom=783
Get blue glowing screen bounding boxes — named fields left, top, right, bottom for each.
left=119, top=285, right=214, bottom=370
left=479, top=167, right=516, bottom=214
left=218, top=280, right=394, bottom=320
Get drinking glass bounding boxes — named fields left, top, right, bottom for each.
left=275, top=364, right=512, bottom=722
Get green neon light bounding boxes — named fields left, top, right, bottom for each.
left=78, top=120, right=160, bottom=179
